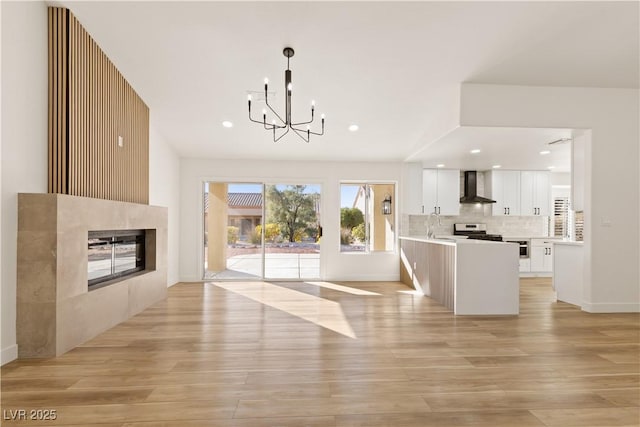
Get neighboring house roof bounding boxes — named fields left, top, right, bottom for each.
left=228, top=192, right=263, bottom=208
left=204, top=192, right=263, bottom=211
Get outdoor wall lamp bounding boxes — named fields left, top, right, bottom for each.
left=382, top=195, right=392, bottom=215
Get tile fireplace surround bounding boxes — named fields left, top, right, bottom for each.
left=16, top=193, right=168, bottom=358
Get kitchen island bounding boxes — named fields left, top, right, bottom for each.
left=400, top=237, right=519, bottom=315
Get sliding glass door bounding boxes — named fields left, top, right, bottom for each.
left=264, top=184, right=321, bottom=279
left=203, top=182, right=264, bottom=279
left=203, top=182, right=321, bottom=280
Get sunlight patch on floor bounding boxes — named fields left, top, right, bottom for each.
left=397, top=289, right=424, bottom=296
left=304, top=281, right=381, bottom=296
left=212, top=282, right=357, bottom=339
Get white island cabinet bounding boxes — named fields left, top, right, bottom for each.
left=400, top=237, right=519, bottom=315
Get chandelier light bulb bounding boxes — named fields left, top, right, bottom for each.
left=247, top=94, right=252, bottom=101
left=287, top=83, right=293, bottom=91
left=321, top=113, right=325, bottom=119
left=311, top=100, right=315, bottom=106
left=262, top=109, right=266, bottom=115
left=264, top=77, right=269, bottom=85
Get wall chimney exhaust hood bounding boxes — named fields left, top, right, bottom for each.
left=459, top=171, right=496, bottom=204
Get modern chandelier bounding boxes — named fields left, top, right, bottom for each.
left=247, top=47, right=325, bottom=143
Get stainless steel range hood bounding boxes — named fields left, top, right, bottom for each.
left=459, top=171, right=496, bottom=204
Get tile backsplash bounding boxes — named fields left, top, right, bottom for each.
left=403, top=203, right=549, bottom=238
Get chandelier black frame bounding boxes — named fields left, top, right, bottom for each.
left=248, top=47, right=325, bottom=143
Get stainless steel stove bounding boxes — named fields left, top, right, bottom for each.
left=453, top=223, right=503, bottom=241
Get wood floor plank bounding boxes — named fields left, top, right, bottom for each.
left=233, top=395, right=431, bottom=418
left=335, top=410, right=547, bottom=427
left=122, top=416, right=337, bottom=427
left=0, top=388, right=154, bottom=407
left=422, top=389, right=614, bottom=412
left=0, top=401, right=237, bottom=426
left=530, top=407, right=640, bottom=426
left=1, top=278, right=638, bottom=426
left=597, top=389, right=640, bottom=407
left=145, top=382, right=332, bottom=402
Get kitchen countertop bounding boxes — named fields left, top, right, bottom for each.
left=554, top=240, right=584, bottom=246
left=502, top=236, right=562, bottom=240
left=399, top=236, right=509, bottom=245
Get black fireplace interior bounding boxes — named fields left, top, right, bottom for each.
left=88, top=230, right=146, bottom=289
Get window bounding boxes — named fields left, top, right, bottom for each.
left=553, top=195, right=584, bottom=241
left=574, top=211, right=584, bottom=241
left=340, top=183, right=395, bottom=253
left=553, top=196, right=569, bottom=238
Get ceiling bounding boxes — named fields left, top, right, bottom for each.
left=410, top=126, right=573, bottom=172
left=60, top=1, right=638, bottom=168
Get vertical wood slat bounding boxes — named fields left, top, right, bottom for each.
left=48, top=7, right=69, bottom=194
left=49, top=7, right=149, bottom=204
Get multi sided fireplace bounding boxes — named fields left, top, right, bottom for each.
left=88, top=230, right=146, bottom=289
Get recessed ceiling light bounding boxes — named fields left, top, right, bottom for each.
left=348, top=124, right=359, bottom=132
left=547, top=166, right=555, bottom=170
left=436, top=164, right=445, bottom=168
left=222, top=121, right=233, bottom=128
left=540, top=150, right=551, bottom=155
left=492, top=165, right=502, bottom=169
left=470, top=149, right=481, bottom=154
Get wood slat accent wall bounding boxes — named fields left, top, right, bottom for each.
left=48, top=7, right=149, bottom=204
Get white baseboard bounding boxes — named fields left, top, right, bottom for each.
left=1, top=344, right=18, bottom=365
left=582, top=302, right=640, bottom=313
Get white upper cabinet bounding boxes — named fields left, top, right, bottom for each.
left=486, top=170, right=521, bottom=216
left=521, top=171, right=550, bottom=216
left=402, top=162, right=424, bottom=215
left=422, top=169, right=438, bottom=214
left=437, top=169, right=462, bottom=215
left=422, top=169, right=460, bottom=215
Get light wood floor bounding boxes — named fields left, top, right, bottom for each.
left=2, top=278, right=639, bottom=426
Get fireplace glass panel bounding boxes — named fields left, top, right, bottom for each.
left=88, top=230, right=145, bottom=289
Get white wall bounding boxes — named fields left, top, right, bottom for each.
left=460, top=83, right=639, bottom=312
left=148, top=118, right=181, bottom=286
left=550, top=172, right=571, bottom=186
left=179, top=158, right=404, bottom=282
left=1, top=1, right=48, bottom=364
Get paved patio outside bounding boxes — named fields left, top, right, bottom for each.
left=204, top=253, right=320, bottom=280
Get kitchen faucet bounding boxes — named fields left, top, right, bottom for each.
left=426, top=211, right=440, bottom=239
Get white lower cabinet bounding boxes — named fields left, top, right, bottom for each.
left=530, top=239, right=554, bottom=272
left=519, top=258, right=531, bottom=273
